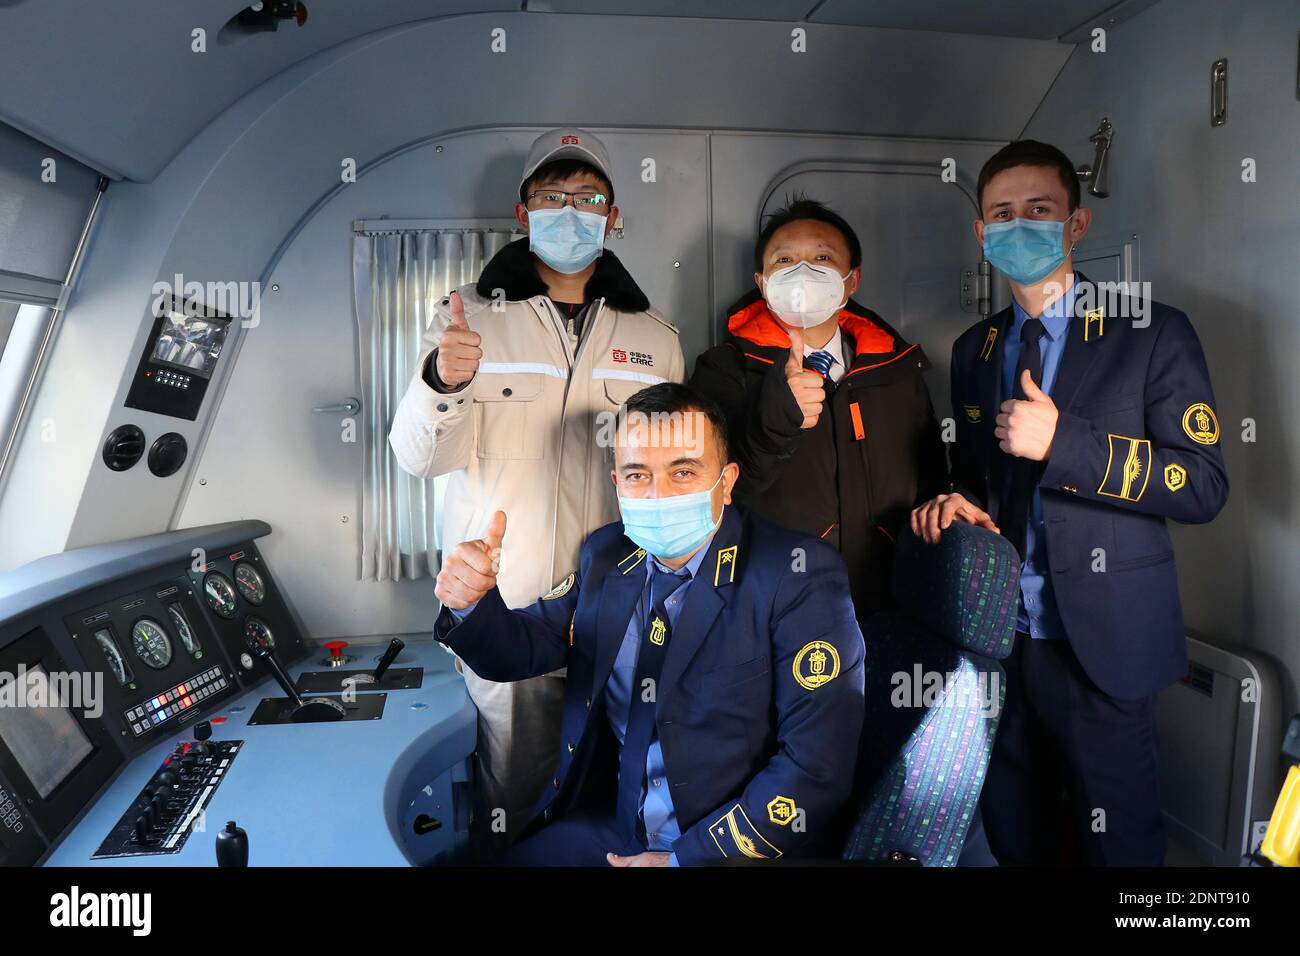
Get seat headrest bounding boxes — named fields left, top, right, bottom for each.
left=890, top=522, right=1020, bottom=660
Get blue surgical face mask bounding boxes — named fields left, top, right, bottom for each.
left=618, top=472, right=724, bottom=561
left=527, top=206, right=607, bottom=274
left=981, top=212, right=1076, bottom=285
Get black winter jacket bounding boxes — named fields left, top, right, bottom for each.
left=689, top=291, right=948, bottom=615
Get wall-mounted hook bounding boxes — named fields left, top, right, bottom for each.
left=1076, top=116, right=1114, bottom=199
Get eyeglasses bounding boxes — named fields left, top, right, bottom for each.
left=525, top=189, right=610, bottom=213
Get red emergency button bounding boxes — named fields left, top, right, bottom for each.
left=325, top=640, right=349, bottom=660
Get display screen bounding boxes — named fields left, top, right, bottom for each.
left=0, top=665, right=95, bottom=799
left=148, top=310, right=230, bottom=379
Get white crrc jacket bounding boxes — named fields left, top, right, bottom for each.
left=388, top=239, right=684, bottom=607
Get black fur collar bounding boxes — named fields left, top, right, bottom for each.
left=475, top=237, right=650, bottom=312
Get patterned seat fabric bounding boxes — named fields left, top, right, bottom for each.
left=890, top=520, right=1020, bottom=661
left=843, top=524, right=1020, bottom=865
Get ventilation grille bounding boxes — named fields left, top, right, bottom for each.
left=102, top=424, right=145, bottom=471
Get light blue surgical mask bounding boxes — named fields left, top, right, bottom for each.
left=618, top=472, right=724, bottom=560
left=527, top=206, right=607, bottom=274
left=981, top=212, right=1076, bottom=285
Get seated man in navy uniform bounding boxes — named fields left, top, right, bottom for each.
left=912, top=140, right=1229, bottom=866
left=434, top=382, right=865, bottom=865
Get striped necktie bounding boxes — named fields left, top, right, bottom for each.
left=803, top=349, right=835, bottom=379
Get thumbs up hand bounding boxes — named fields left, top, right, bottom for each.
left=436, top=511, right=507, bottom=610
left=435, top=291, right=483, bottom=388
left=995, top=369, right=1059, bottom=460
left=783, top=326, right=825, bottom=430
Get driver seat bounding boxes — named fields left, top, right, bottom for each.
left=842, top=522, right=1020, bottom=865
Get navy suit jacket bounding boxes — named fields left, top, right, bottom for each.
left=434, top=505, right=866, bottom=864
left=948, top=275, right=1228, bottom=699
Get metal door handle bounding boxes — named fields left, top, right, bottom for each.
left=312, top=398, right=360, bottom=415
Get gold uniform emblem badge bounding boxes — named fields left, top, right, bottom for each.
left=963, top=404, right=982, bottom=423
left=542, top=572, right=574, bottom=601
left=767, top=795, right=798, bottom=826
left=1164, top=463, right=1187, bottom=492
left=714, top=545, right=738, bottom=586
left=1083, top=307, right=1105, bottom=341
left=648, top=616, right=667, bottom=646
left=1182, top=403, right=1220, bottom=445
left=793, top=640, right=841, bottom=691
left=618, top=546, right=647, bottom=575
left=979, top=325, right=998, bottom=362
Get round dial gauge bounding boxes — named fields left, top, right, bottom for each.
left=167, top=604, right=203, bottom=658
left=234, top=562, right=266, bottom=605
left=131, top=618, right=174, bottom=670
left=95, top=628, right=135, bottom=688
left=243, top=617, right=276, bottom=654
left=203, top=572, right=238, bottom=618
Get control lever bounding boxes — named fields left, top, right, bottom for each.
left=194, top=719, right=212, bottom=755
left=350, top=638, right=404, bottom=687
left=373, top=638, right=403, bottom=682
left=252, top=642, right=345, bottom=722
left=216, top=821, right=248, bottom=867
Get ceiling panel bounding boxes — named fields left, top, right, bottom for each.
left=812, top=0, right=1133, bottom=39
left=0, top=0, right=519, bottom=181
left=0, top=0, right=1129, bottom=184
left=529, top=0, right=813, bottom=19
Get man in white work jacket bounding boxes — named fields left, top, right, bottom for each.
left=389, top=128, right=685, bottom=845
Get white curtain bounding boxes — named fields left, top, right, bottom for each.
left=351, top=227, right=517, bottom=581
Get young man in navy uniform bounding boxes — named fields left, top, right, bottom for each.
left=434, top=383, right=865, bottom=864
left=912, top=140, right=1228, bottom=866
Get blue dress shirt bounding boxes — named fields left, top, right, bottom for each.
left=605, top=541, right=710, bottom=865
left=1001, top=280, right=1075, bottom=641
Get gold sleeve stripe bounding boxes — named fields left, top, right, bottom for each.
left=1098, top=434, right=1152, bottom=502
left=708, top=804, right=783, bottom=860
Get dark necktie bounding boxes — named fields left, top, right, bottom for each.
left=1000, top=318, right=1046, bottom=560
left=803, top=349, right=835, bottom=379
left=615, top=565, right=689, bottom=845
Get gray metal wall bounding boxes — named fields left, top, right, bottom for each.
left=1022, top=0, right=1300, bottom=718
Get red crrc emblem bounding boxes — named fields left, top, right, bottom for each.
left=562, top=135, right=580, bottom=145
left=611, top=349, right=628, bottom=363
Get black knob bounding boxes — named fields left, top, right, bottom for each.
left=216, top=820, right=248, bottom=867
left=155, top=770, right=179, bottom=787
left=134, top=816, right=151, bottom=844
left=195, top=720, right=212, bottom=742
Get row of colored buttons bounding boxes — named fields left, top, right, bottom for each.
left=125, top=669, right=227, bottom=736
left=125, top=667, right=224, bottom=719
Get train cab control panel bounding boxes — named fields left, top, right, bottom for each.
left=0, top=520, right=476, bottom=867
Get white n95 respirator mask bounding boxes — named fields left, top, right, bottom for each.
left=761, top=262, right=847, bottom=328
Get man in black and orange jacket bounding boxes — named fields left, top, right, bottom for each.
left=690, top=199, right=947, bottom=618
